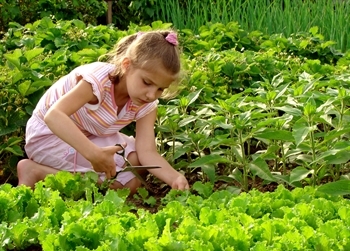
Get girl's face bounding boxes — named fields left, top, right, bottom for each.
left=124, top=60, right=177, bottom=106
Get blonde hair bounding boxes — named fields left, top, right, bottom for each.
left=105, top=30, right=182, bottom=99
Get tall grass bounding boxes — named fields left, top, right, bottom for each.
left=155, top=0, right=349, bottom=52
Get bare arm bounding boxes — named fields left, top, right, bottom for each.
left=135, top=109, right=189, bottom=190
left=44, top=79, right=120, bottom=179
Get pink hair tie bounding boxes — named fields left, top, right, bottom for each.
left=165, top=33, right=178, bottom=46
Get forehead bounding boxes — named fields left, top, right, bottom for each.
left=140, top=61, right=178, bottom=88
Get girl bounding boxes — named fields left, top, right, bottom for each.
left=17, top=30, right=189, bottom=194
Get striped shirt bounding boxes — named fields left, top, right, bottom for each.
left=33, top=62, right=158, bottom=136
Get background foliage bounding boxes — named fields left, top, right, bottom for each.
left=1, top=17, right=350, bottom=192
left=0, top=0, right=350, bottom=192
left=1, top=0, right=349, bottom=51
left=1, top=1, right=350, bottom=249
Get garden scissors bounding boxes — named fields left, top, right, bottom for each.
left=113, top=144, right=161, bottom=188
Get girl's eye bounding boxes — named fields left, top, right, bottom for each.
left=143, top=80, right=151, bottom=86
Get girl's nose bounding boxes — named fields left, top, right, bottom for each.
left=146, top=89, right=157, bottom=100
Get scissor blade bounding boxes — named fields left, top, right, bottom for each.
left=121, top=166, right=161, bottom=172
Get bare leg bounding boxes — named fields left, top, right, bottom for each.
left=17, top=159, right=59, bottom=189
left=109, top=177, right=141, bottom=195
left=18, top=151, right=144, bottom=194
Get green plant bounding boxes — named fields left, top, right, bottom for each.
left=0, top=0, right=107, bottom=34
left=154, top=0, right=350, bottom=51
left=133, top=187, right=157, bottom=207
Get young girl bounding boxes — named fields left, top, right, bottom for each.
left=17, top=30, right=189, bottom=194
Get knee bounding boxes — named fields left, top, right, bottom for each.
left=17, top=159, right=33, bottom=173
left=126, top=152, right=140, bottom=166
left=125, top=177, right=142, bottom=195
left=109, top=178, right=141, bottom=195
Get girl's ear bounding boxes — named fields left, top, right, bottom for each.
left=121, top=57, right=131, bottom=72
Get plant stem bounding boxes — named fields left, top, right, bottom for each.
left=238, top=130, right=248, bottom=191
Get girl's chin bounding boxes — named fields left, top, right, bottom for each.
left=133, top=98, right=148, bottom=106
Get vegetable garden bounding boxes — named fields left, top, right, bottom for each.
left=1, top=0, right=350, bottom=250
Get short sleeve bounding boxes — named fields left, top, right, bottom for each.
left=73, top=62, right=114, bottom=111
left=135, top=100, right=159, bottom=120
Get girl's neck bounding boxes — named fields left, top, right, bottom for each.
left=113, top=76, right=130, bottom=108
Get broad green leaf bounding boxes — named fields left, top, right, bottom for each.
left=6, top=137, right=23, bottom=146
left=317, top=180, right=350, bottom=196
left=313, top=149, right=350, bottom=165
left=274, top=83, right=290, bottom=101
left=144, top=196, right=157, bottom=207
left=24, top=48, right=45, bottom=61
left=18, top=80, right=31, bottom=96
left=323, top=129, right=350, bottom=143
left=323, top=150, right=350, bottom=165
left=4, top=145, right=23, bottom=156
left=4, top=49, right=22, bottom=69
left=72, top=19, right=86, bottom=29
left=136, top=187, right=149, bottom=200
left=276, top=106, right=303, bottom=117
left=338, top=206, right=350, bottom=223
left=186, top=89, right=202, bottom=107
left=192, top=181, right=213, bottom=198
left=271, top=73, right=284, bottom=88
left=232, top=144, right=243, bottom=162
left=341, top=174, right=350, bottom=180
left=226, top=186, right=241, bottom=195
left=11, top=69, right=23, bottom=84
left=273, top=173, right=293, bottom=185
left=303, top=100, right=316, bottom=117
left=54, top=37, right=65, bottom=47
left=151, top=21, right=172, bottom=29
left=201, top=163, right=216, bottom=184
left=104, top=190, right=125, bottom=207
left=29, top=79, right=53, bottom=94
left=178, top=115, right=198, bottom=127
left=249, top=157, right=276, bottom=182
left=229, top=167, right=243, bottom=185
left=255, top=129, right=294, bottom=141
left=221, top=62, right=235, bottom=77
left=12, top=222, right=29, bottom=245
left=289, top=166, right=314, bottom=184
left=0, top=125, right=18, bottom=136
left=293, top=118, right=310, bottom=146
left=173, top=145, right=191, bottom=160
left=300, top=40, right=309, bottom=49
left=39, top=17, right=54, bottom=29
left=188, top=155, right=230, bottom=168
left=309, top=26, right=319, bottom=36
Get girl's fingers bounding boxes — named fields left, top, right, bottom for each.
left=105, top=172, right=111, bottom=180
left=110, top=168, right=116, bottom=179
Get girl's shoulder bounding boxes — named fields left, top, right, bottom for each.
left=72, top=62, right=115, bottom=86
left=74, top=62, right=115, bottom=73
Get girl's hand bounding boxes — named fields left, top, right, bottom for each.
left=171, top=174, right=190, bottom=190
left=89, top=145, right=123, bottom=179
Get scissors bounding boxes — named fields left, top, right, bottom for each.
left=113, top=144, right=161, bottom=188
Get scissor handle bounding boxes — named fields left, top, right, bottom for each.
left=112, top=144, right=125, bottom=180
left=115, top=143, right=125, bottom=157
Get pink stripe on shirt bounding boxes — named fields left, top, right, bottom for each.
left=32, top=62, right=158, bottom=137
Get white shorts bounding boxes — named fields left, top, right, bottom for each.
left=25, top=116, right=136, bottom=185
